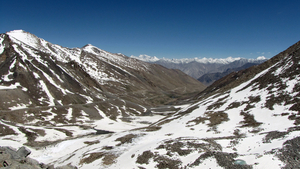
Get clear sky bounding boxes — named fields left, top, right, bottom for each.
left=1, top=0, right=300, bottom=59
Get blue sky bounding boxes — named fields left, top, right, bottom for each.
left=1, top=0, right=300, bottom=59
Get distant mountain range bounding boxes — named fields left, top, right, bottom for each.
left=131, top=55, right=267, bottom=85
left=131, top=54, right=266, bottom=64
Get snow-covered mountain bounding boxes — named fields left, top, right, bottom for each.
left=1, top=30, right=300, bottom=169
left=0, top=30, right=205, bottom=145
left=131, top=55, right=267, bottom=81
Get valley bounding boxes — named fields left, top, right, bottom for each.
left=1, top=30, right=300, bottom=168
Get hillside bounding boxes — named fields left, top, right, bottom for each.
left=0, top=30, right=205, bottom=146
left=25, top=40, right=300, bottom=168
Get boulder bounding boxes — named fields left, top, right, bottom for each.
left=17, top=146, right=31, bottom=158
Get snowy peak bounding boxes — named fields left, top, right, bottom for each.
left=6, top=29, right=27, bottom=35
left=130, top=54, right=160, bottom=62
left=7, top=29, right=26, bottom=33
left=81, top=43, right=99, bottom=50
left=81, top=43, right=104, bottom=54
left=7, top=30, right=43, bottom=49
left=256, top=56, right=266, bottom=60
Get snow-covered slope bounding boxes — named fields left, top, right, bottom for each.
left=20, top=40, right=300, bottom=168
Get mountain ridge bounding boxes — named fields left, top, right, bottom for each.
left=0, top=30, right=206, bottom=133
left=198, top=62, right=260, bottom=86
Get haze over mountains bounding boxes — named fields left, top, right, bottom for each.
left=131, top=55, right=267, bottom=86
left=1, top=30, right=300, bottom=168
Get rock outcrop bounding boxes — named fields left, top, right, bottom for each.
left=0, top=146, right=76, bottom=169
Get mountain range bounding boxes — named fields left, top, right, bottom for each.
left=1, top=30, right=300, bottom=168
left=131, top=55, right=267, bottom=85
left=0, top=30, right=205, bottom=126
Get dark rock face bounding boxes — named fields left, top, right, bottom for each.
left=0, top=146, right=76, bottom=169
